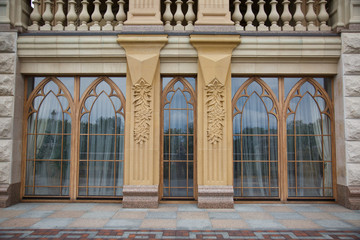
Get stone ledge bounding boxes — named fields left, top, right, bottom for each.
left=0, top=183, right=20, bottom=208
left=338, top=184, right=360, bottom=210
left=198, top=185, right=234, bottom=209
left=122, top=185, right=159, bottom=208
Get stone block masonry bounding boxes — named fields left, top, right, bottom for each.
left=0, top=31, right=19, bottom=207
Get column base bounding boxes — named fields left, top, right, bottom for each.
left=0, top=183, right=20, bottom=208
left=337, top=184, right=360, bottom=210
left=122, top=185, right=159, bottom=208
left=197, top=185, right=234, bottom=209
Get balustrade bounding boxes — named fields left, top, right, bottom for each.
left=28, top=0, right=331, bottom=32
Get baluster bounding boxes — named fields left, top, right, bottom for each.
left=294, top=0, right=306, bottom=31
left=306, top=0, right=318, bottom=31
left=232, top=0, right=242, bottom=31
left=244, top=0, right=256, bottom=31
left=103, top=0, right=114, bottom=30
left=257, top=0, right=268, bottom=31
left=281, top=0, right=293, bottom=31
left=65, top=0, right=77, bottom=30
left=269, top=0, right=281, bottom=31
left=40, top=0, right=53, bottom=31
left=163, top=0, right=173, bottom=31
left=28, top=0, right=41, bottom=30
left=90, top=0, right=102, bottom=31
left=115, top=0, right=126, bottom=31
left=185, top=0, right=195, bottom=31
left=174, top=0, right=185, bottom=31
left=318, top=0, right=331, bottom=31
left=53, top=0, right=65, bottom=31
left=78, top=0, right=90, bottom=31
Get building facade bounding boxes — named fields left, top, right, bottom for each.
left=0, top=0, right=360, bottom=209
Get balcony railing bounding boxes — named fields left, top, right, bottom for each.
left=28, top=0, right=331, bottom=32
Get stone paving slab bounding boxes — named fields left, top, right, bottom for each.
left=0, top=229, right=359, bottom=239
left=0, top=203, right=360, bottom=231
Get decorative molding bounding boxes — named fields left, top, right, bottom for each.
left=133, top=78, right=152, bottom=144
left=205, top=78, right=225, bottom=144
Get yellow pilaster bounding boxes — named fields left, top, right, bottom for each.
left=196, top=0, right=234, bottom=25
left=117, top=35, right=168, bottom=208
left=190, top=35, right=240, bottom=208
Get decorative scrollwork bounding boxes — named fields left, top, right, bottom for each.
left=133, top=78, right=152, bottom=144
left=205, top=78, right=225, bottom=144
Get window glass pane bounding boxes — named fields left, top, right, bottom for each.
left=296, top=136, right=322, bottom=161
left=63, top=135, right=71, bottom=160
left=284, top=78, right=301, bottom=98
left=262, top=77, right=279, bottom=99
left=232, top=77, right=248, bottom=99
left=270, top=162, right=278, bottom=187
left=242, top=136, right=268, bottom=160
left=270, top=136, right=278, bottom=161
left=89, top=93, right=116, bottom=134
left=79, top=135, right=87, bottom=160
left=297, top=162, right=323, bottom=188
left=80, top=114, right=89, bottom=134
left=188, top=136, right=193, bottom=161
left=323, top=136, right=331, bottom=161
left=115, top=162, right=124, bottom=187
left=88, top=135, right=115, bottom=160
left=242, top=94, right=268, bottom=134
left=116, top=114, right=125, bottom=135
left=164, top=110, right=169, bottom=133
left=36, top=135, right=63, bottom=160
left=188, top=111, right=194, bottom=134
left=58, top=77, right=75, bottom=99
left=116, top=136, right=124, bottom=160
left=233, top=114, right=242, bottom=135
left=110, top=77, right=126, bottom=98
left=170, top=162, right=187, bottom=188
left=37, top=93, right=63, bottom=134
left=242, top=162, right=269, bottom=188
left=243, top=188, right=269, bottom=197
left=87, top=161, right=115, bottom=187
left=170, top=110, right=187, bottom=134
left=27, top=113, right=37, bottom=134
left=64, top=113, right=71, bottom=134
left=295, top=94, right=321, bottom=135
left=170, top=136, right=187, bottom=160
left=25, top=161, right=34, bottom=186
left=170, top=90, right=187, bottom=109
left=287, top=136, right=295, bottom=160
left=185, top=77, right=196, bottom=90
left=80, top=77, right=98, bottom=98
left=163, top=77, right=173, bottom=90
left=233, top=136, right=241, bottom=161
left=247, top=82, right=263, bottom=95
left=27, top=135, right=35, bottom=159
left=35, top=161, right=62, bottom=187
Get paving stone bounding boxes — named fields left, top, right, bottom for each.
left=30, top=218, right=74, bottom=229
left=140, top=219, right=177, bottom=229
left=211, top=219, right=249, bottom=229
left=177, top=212, right=209, bottom=219
left=113, top=211, right=147, bottom=219
left=0, top=218, right=41, bottom=228
left=177, top=204, right=205, bottom=212
left=48, top=211, right=85, bottom=218
left=18, top=210, right=54, bottom=218
left=104, top=219, right=142, bottom=229
left=146, top=211, right=177, bottom=219
left=346, top=220, right=360, bottom=228
left=234, top=205, right=263, bottom=212
left=33, top=204, right=67, bottom=211
left=278, top=220, right=321, bottom=229
left=63, top=203, right=97, bottom=211
left=238, top=212, right=274, bottom=220
left=68, top=219, right=108, bottom=228
left=4, top=203, right=40, bottom=211
left=261, top=206, right=294, bottom=212
left=0, top=210, right=25, bottom=218
left=330, top=212, right=360, bottom=220
left=246, top=220, right=286, bottom=229
left=81, top=211, right=115, bottom=219
left=208, top=212, right=241, bottom=219
left=270, top=212, right=307, bottom=220
left=177, top=219, right=212, bottom=230
left=300, top=212, right=339, bottom=220
left=0, top=219, right=6, bottom=224
left=90, top=204, right=122, bottom=212
left=289, top=206, right=323, bottom=212
left=314, top=220, right=355, bottom=229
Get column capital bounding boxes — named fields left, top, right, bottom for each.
left=195, top=0, right=234, bottom=25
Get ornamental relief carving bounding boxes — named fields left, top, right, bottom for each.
left=205, top=78, right=225, bottom=144
left=133, top=78, right=152, bottom=144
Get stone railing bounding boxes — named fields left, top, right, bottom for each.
left=27, top=0, right=333, bottom=32
left=29, top=0, right=128, bottom=31
left=231, top=0, right=331, bottom=31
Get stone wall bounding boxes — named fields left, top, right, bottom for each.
left=338, top=32, right=360, bottom=209
left=0, top=31, right=21, bottom=207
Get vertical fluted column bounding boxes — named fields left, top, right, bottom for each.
left=257, top=0, right=268, bottom=31
left=269, top=0, right=281, bottom=31
left=281, top=0, right=293, bottom=31
left=174, top=0, right=185, bottom=30
left=78, top=0, right=90, bottom=31
left=190, top=35, right=240, bottom=208
left=294, top=0, right=306, bottom=31
left=65, top=0, right=77, bottom=31
left=40, top=0, right=53, bottom=31
left=103, top=0, right=114, bottom=30
left=28, top=0, right=41, bottom=30
left=115, top=0, right=126, bottom=30
left=318, top=0, right=331, bottom=31
left=244, top=0, right=256, bottom=31
left=306, top=0, right=318, bottom=31
left=53, top=0, right=65, bottom=31
left=232, top=0, right=243, bottom=31
left=117, top=35, right=168, bottom=208
left=185, top=0, right=196, bottom=31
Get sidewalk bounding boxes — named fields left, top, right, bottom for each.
left=0, top=203, right=359, bottom=239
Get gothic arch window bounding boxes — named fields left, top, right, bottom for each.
left=78, top=77, right=126, bottom=197
left=285, top=78, right=333, bottom=197
left=24, top=77, right=74, bottom=197
left=232, top=77, right=280, bottom=198
left=161, top=77, right=196, bottom=199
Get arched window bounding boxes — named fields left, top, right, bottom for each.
left=161, top=77, right=196, bottom=199
left=232, top=77, right=279, bottom=198
left=78, top=77, right=126, bottom=197
left=286, top=78, right=333, bottom=197
left=24, top=77, right=74, bottom=197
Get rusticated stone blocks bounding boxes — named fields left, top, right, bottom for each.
left=197, top=186, right=234, bottom=209
left=0, top=33, right=16, bottom=53
left=122, top=185, right=159, bottom=208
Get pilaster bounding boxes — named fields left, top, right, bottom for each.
left=190, top=35, right=240, bottom=208
left=195, top=0, right=233, bottom=25
left=117, top=35, right=167, bottom=208
left=124, top=0, right=163, bottom=25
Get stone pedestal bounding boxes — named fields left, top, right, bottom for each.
left=125, top=0, right=163, bottom=25
left=122, top=185, right=159, bottom=208
left=0, top=183, right=20, bottom=208
left=198, top=185, right=234, bottom=208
